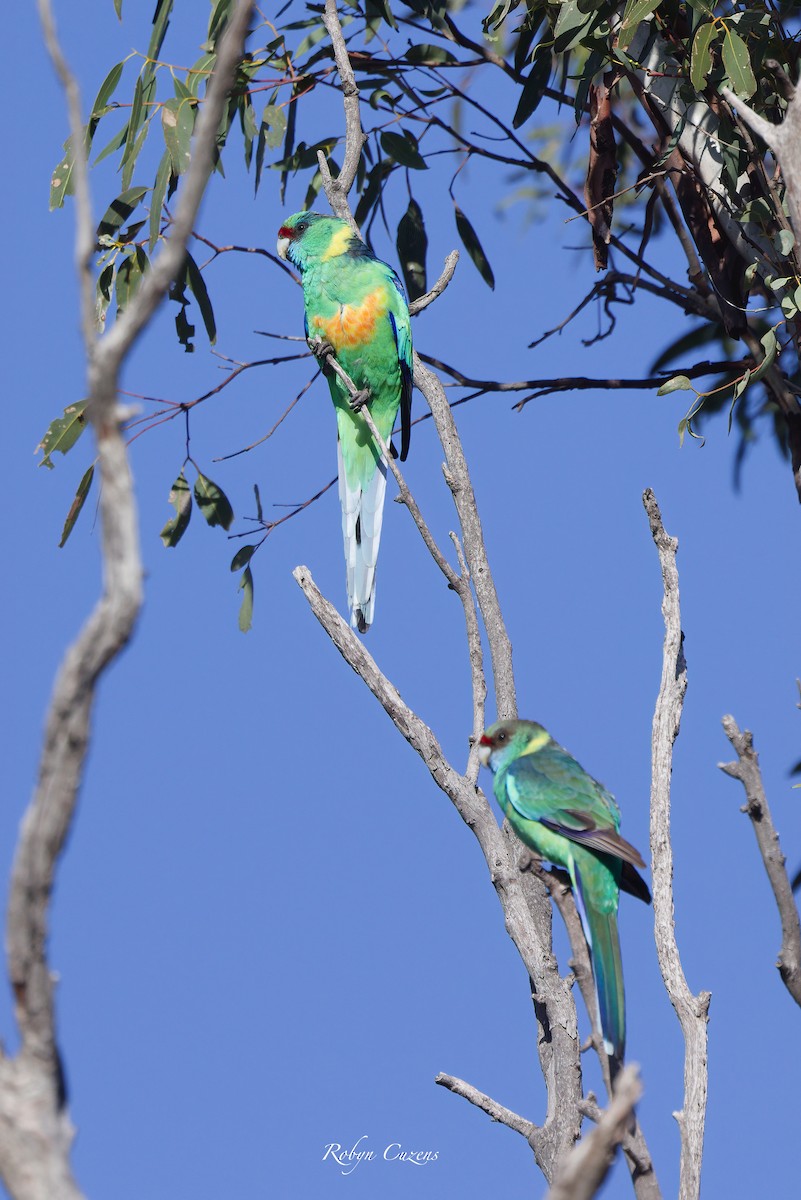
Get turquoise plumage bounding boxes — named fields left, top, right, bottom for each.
left=479, top=719, right=651, bottom=1071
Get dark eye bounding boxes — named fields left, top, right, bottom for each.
left=497, top=731, right=507, bottom=743
left=296, top=221, right=308, bottom=234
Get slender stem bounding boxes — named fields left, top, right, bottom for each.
left=435, top=1073, right=538, bottom=1140
left=643, top=489, right=709, bottom=1200
left=319, top=0, right=365, bottom=219
left=719, top=717, right=801, bottom=1007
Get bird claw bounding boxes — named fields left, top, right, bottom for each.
left=349, top=387, right=371, bottom=412
left=308, top=336, right=335, bottom=368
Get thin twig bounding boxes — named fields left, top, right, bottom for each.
left=409, top=250, right=459, bottom=315
left=319, top=0, right=365, bottom=220
left=414, top=357, right=517, bottom=718
left=434, top=1073, right=538, bottom=1140
left=643, top=489, right=709, bottom=1200
left=449, top=531, right=487, bottom=784
left=719, top=717, right=801, bottom=1007
left=416, top=357, right=742, bottom=405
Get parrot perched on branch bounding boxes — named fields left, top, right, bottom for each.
left=478, top=718, right=651, bottom=1072
left=277, top=211, right=413, bottom=632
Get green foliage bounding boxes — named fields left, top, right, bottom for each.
left=37, top=401, right=89, bottom=469
left=160, top=470, right=193, bottom=547
left=512, top=51, right=552, bottom=129
left=194, top=471, right=234, bottom=530
left=237, top=566, right=254, bottom=632
left=453, top=204, right=495, bottom=290
left=45, top=0, right=801, bottom=623
left=396, top=198, right=428, bottom=301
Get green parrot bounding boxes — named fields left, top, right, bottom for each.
left=277, top=211, right=413, bottom=632
left=478, top=718, right=651, bottom=1071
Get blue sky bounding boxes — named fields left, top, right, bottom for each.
left=3, top=3, right=800, bottom=1197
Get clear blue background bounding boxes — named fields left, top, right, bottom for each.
left=3, top=4, right=799, bottom=1197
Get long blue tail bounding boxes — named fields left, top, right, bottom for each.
left=573, top=875, right=626, bottom=1070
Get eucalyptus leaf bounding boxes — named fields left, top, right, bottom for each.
left=194, top=472, right=234, bottom=530
left=231, top=544, right=256, bottom=571
left=59, top=464, right=95, bottom=548
left=50, top=143, right=75, bottom=210
left=454, top=204, right=495, bottom=289
left=380, top=130, right=427, bottom=170
left=750, top=328, right=778, bottom=383
left=618, top=0, right=659, bottom=50
left=396, top=199, right=428, bottom=301
left=513, top=51, right=551, bottom=129
left=37, top=400, right=89, bottom=469
left=657, top=374, right=693, bottom=395
left=90, top=61, right=125, bottom=123
left=97, top=186, right=149, bottom=242
left=690, top=22, right=717, bottom=92
left=721, top=26, right=757, bottom=99
left=160, top=469, right=193, bottom=547
left=162, top=97, right=195, bottom=175
left=185, top=252, right=217, bottom=345
left=775, top=229, right=796, bottom=257
left=238, top=566, right=254, bottom=632
left=149, top=151, right=172, bottom=251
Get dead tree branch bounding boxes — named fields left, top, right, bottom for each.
left=0, top=5, right=255, bottom=1199
left=319, top=0, right=365, bottom=224
left=643, top=489, right=709, bottom=1200
left=719, top=717, right=801, bottom=1007
left=435, top=1073, right=538, bottom=1140
left=545, top=1066, right=643, bottom=1200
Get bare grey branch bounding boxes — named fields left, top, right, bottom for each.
left=0, top=7, right=256, bottom=1198
left=719, top=716, right=801, bottom=1007
left=409, top=251, right=460, bottom=316
left=435, top=1073, right=538, bottom=1140
left=545, top=1066, right=642, bottom=1200
left=320, top=0, right=365, bottom=221
left=643, top=489, right=709, bottom=1200
left=413, top=358, right=517, bottom=718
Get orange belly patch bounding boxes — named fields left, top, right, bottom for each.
left=311, top=287, right=388, bottom=351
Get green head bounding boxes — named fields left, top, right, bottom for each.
left=276, top=211, right=358, bottom=272
left=478, top=719, right=552, bottom=774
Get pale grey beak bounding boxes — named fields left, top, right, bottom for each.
left=276, top=235, right=289, bottom=261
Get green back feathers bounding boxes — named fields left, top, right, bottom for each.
left=278, top=212, right=412, bottom=489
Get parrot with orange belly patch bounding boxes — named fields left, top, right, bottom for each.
left=277, top=212, right=412, bottom=632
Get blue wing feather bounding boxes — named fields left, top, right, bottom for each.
left=386, top=273, right=413, bottom=461
left=503, top=751, right=646, bottom=868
